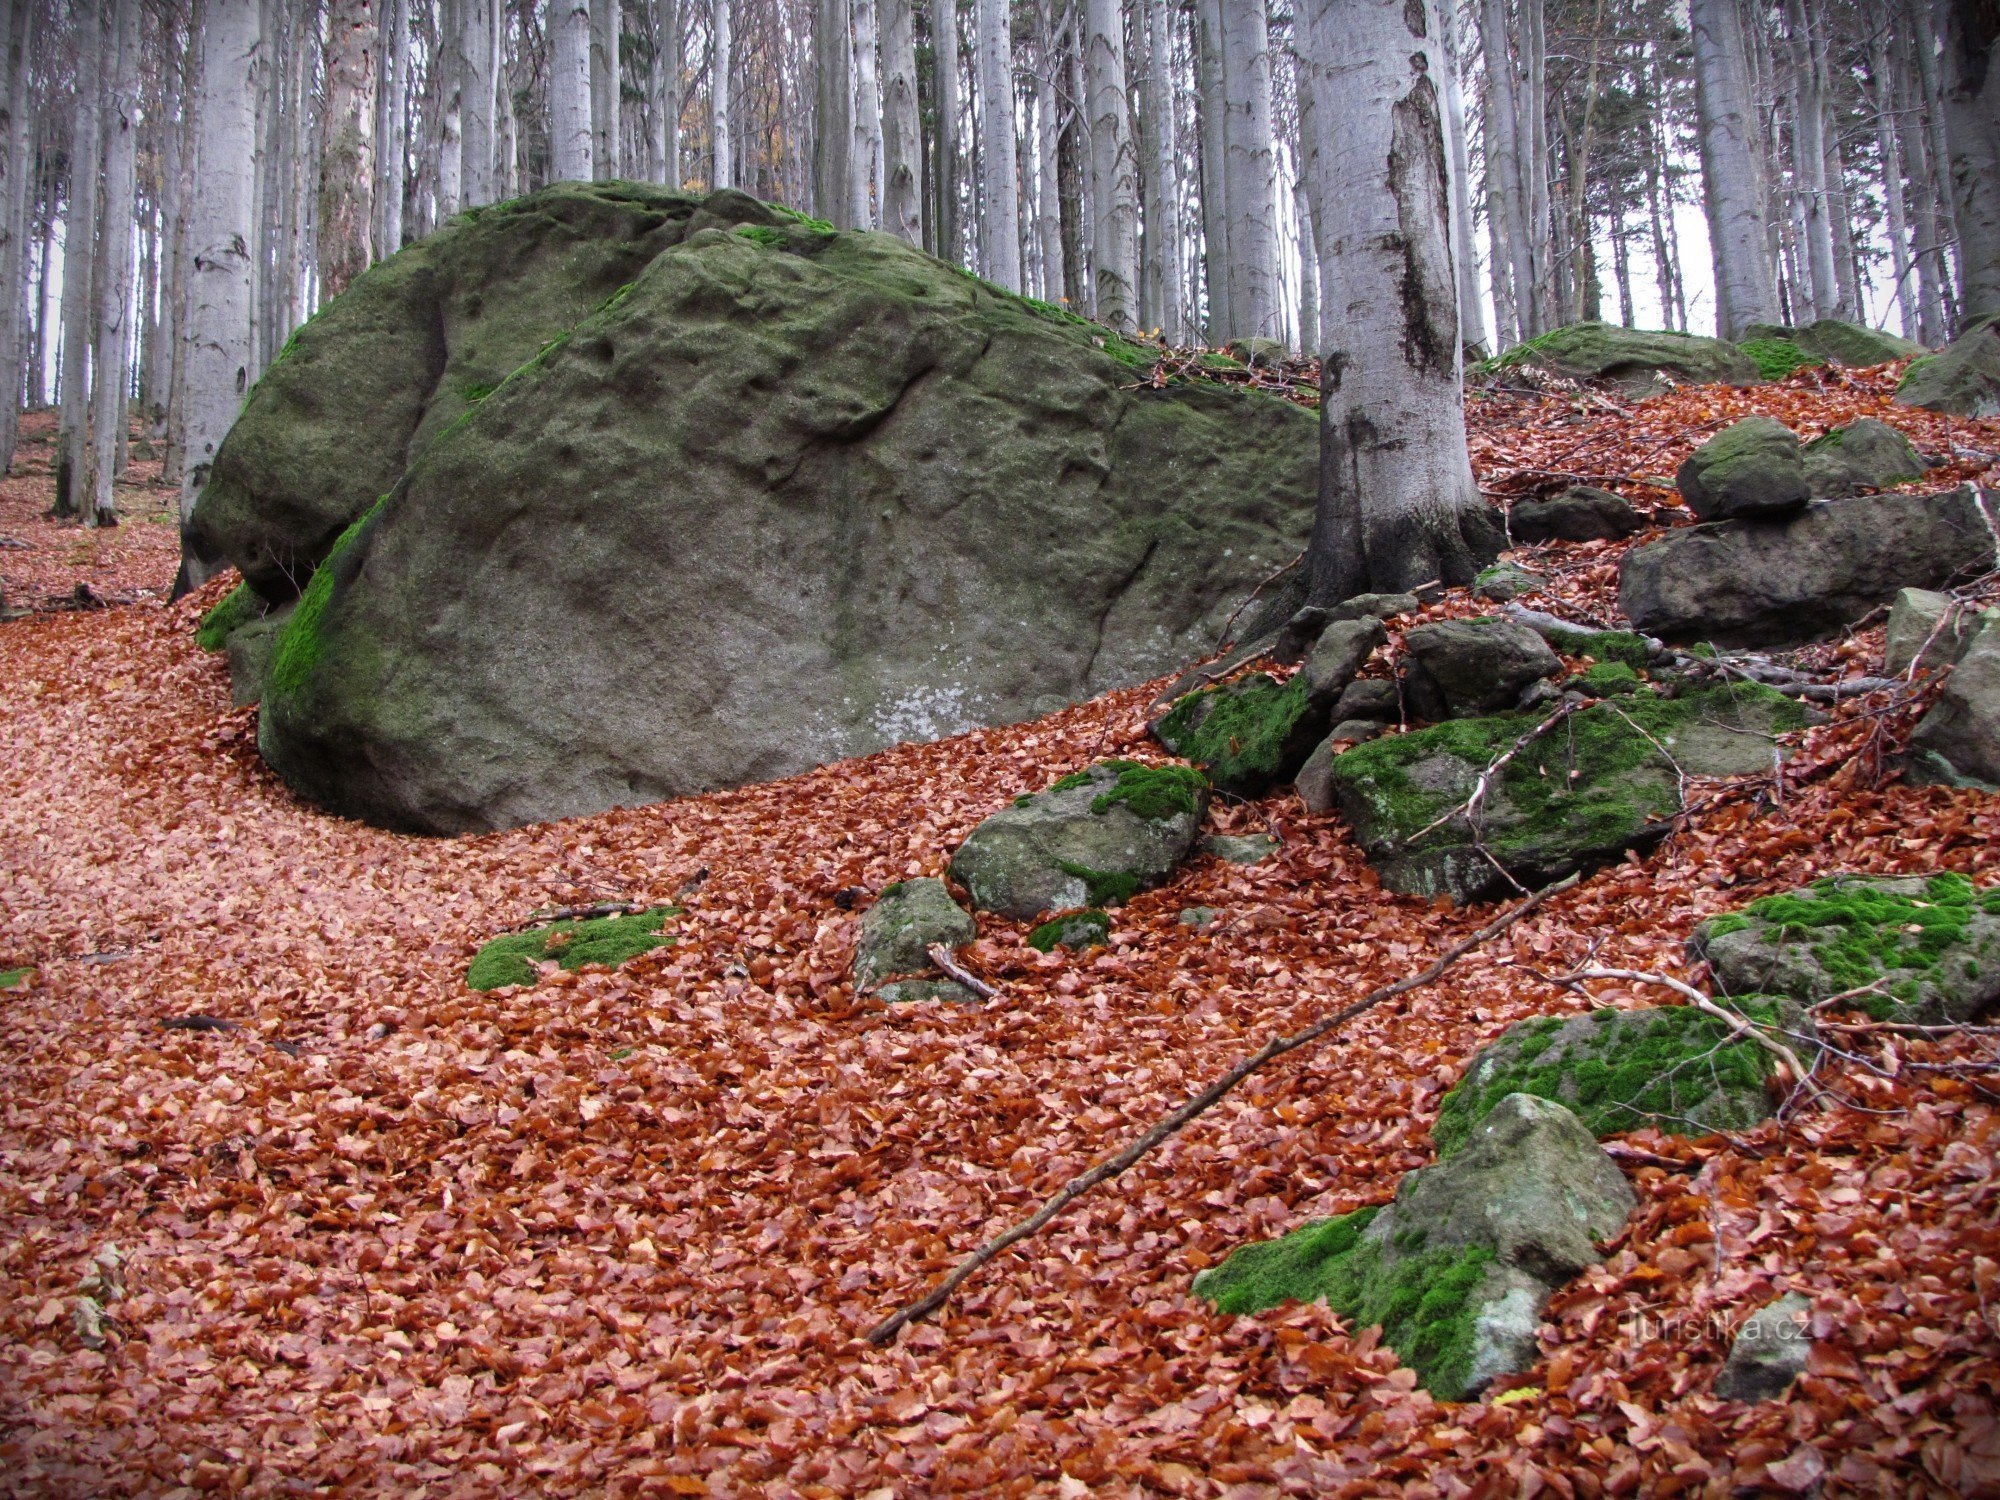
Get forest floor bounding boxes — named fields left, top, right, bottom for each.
left=3, top=367, right=2000, bottom=1496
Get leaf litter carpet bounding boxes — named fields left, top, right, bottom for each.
left=3, top=368, right=2000, bottom=1496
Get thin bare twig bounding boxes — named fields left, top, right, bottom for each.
left=927, top=943, right=999, bottom=1000
left=1563, top=966, right=1813, bottom=1085
left=864, top=874, right=1580, bottom=1346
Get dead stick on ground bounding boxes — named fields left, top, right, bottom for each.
left=928, top=943, right=999, bottom=1000
left=864, top=874, right=1579, bottom=1346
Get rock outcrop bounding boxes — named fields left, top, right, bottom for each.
left=1494, top=321, right=1760, bottom=396
left=1617, top=486, right=1997, bottom=647
left=1896, top=321, right=2000, bottom=417
left=1741, top=318, right=1924, bottom=369
left=200, top=184, right=1321, bottom=833
left=1195, top=1093, right=1635, bottom=1399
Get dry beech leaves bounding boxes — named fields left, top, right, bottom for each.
left=2, top=369, right=1999, bottom=1496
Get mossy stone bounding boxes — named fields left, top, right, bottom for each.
left=1743, top=319, right=1924, bottom=369
left=852, top=877, right=976, bottom=990
left=1896, top=322, right=2000, bottom=417
left=1026, top=909, right=1111, bottom=952
left=466, top=907, right=679, bottom=991
left=1801, top=417, right=1928, bottom=497
left=1675, top=417, right=1810, bottom=521
left=1153, top=673, right=1325, bottom=798
left=1487, top=321, right=1760, bottom=395
left=1737, top=337, right=1822, bottom=381
left=195, top=582, right=266, bottom=651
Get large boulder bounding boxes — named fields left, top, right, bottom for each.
left=1195, top=1093, right=1635, bottom=1399
left=1897, top=322, right=2000, bottom=417
left=1742, top=319, right=1925, bottom=369
left=1496, top=321, right=1760, bottom=396
left=1327, top=684, right=1813, bottom=904
left=1909, top=614, right=2000, bottom=787
left=1618, top=486, right=1998, bottom=647
left=1675, top=417, right=1809, bottom=521
left=221, top=186, right=1320, bottom=832
left=1509, top=486, right=1647, bottom=544
left=851, top=878, right=977, bottom=992
left=1432, top=1004, right=1797, bottom=1156
left=947, top=761, right=1208, bottom=918
left=1801, top=418, right=1928, bottom=497
left=1691, top=872, right=2000, bottom=1023
left=1402, top=617, right=1562, bottom=717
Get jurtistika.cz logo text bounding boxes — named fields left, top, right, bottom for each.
left=1621, top=1308, right=1809, bottom=1345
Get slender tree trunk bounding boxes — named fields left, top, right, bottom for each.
left=974, top=0, right=1020, bottom=287
left=814, top=0, right=853, bottom=220
left=712, top=0, right=734, bottom=189
left=460, top=0, right=498, bottom=205
left=1300, top=0, right=1490, bottom=600
left=1217, top=0, right=1276, bottom=340
left=1895, top=13, right=1950, bottom=342
left=1438, top=2, right=1484, bottom=356
left=1141, top=0, right=1181, bottom=337
left=1057, top=39, right=1085, bottom=297
left=0, top=0, right=32, bottom=473
left=1032, top=0, right=1065, bottom=300
left=590, top=0, right=620, bottom=177
left=1781, top=0, right=1838, bottom=320
left=1082, top=0, right=1137, bottom=328
left=56, top=0, right=105, bottom=520
left=87, top=0, right=139, bottom=527
left=1520, top=0, right=1554, bottom=334
left=552, top=0, right=595, bottom=180
left=374, top=0, right=407, bottom=251
left=648, top=0, right=682, bottom=184
left=1871, top=21, right=1917, bottom=337
left=1612, top=197, right=1634, bottom=326
left=436, top=0, right=464, bottom=214
left=1478, top=0, right=1532, bottom=345
left=1690, top=0, right=1778, bottom=337
left=850, top=0, right=882, bottom=222
left=320, top=0, right=378, bottom=298
left=1910, top=0, right=1959, bottom=306
left=177, top=0, right=261, bottom=592
left=879, top=0, right=921, bottom=240
left=1941, top=0, right=2000, bottom=325
left=931, top=0, right=960, bottom=256
left=1193, top=0, right=1227, bottom=338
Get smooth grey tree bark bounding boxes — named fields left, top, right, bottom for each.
left=647, top=0, right=682, bottom=184
left=1193, top=0, right=1228, bottom=337
left=1083, top=0, right=1137, bottom=328
left=974, top=0, right=1020, bottom=287
left=1218, top=0, right=1276, bottom=340
left=1941, top=0, right=2000, bottom=325
left=1031, top=0, right=1065, bottom=300
left=177, top=0, right=261, bottom=590
left=880, top=0, right=922, bottom=241
left=1782, top=0, right=1840, bottom=319
left=1139, top=0, right=1181, bottom=338
left=931, top=0, right=961, bottom=257
left=374, top=0, right=407, bottom=252
left=435, top=0, right=464, bottom=216
left=1438, top=1, right=1484, bottom=355
left=1690, top=0, right=1778, bottom=337
left=88, top=0, right=140, bottom=527
left=56, top=0, right=105, bottom=519
left=591, top=0, right=621, bottom=177
left=1871, top=19, right=1918, bottom=336
left=552, top=0, right=595, bottom=179
left=1299, top=0, right=1491, bottom=600
left=850, top=0, right=882, bottom=223
left=713, top=0, right=734, bottom=189
left=0, top=0, right=33, bottom=473
left=320, top=0, right=377, bottom=297
left=460, top=0, right=498, bottom=205
left=813, top=0, right=852, bottom=223
left=1477, top=0, right=1532, bottom=345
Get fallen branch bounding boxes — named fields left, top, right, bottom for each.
left=517, top=900, right=648, bottom=928
left=928, top=943, right=999, bottom=1000
left=1559, top=966, right=1813, bottom=1086
left=864, top=873, right=1579, bottom=1346
left=1214, top=549, right=1304, bottom=650
left=1407, top=701, right=1580, bottom=844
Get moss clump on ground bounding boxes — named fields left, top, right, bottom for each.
left=0, top=967, right=32, bottom=988
left=1706, top=872, right=2000, bottom=1014
left=1050, top=760, right=1205, bottom=820
left=735, top=224, right=787, bottom=247
left=1027, top=909, right=1112, bottom=952
left=1431, top=1002, right=1783, bottom=1157
left=1156, top=674, right=1313, bottom=795
left=467, top=907, right=680, bottom=991
left=1054, top=860, right=1142, bottom=907
left=1195, top=1205, right=1496, bottom=1398
left=1537, top=626, right=1654, bottom=671
left=1577, top=661, right=1642, bottom=695
left=195, top=582, right=263, bottom=651
left=267, top=496, right=387, bottom=703
left=770, top=204, right=837, bottom=233
left=1739, top=337, right=1824, bottom=381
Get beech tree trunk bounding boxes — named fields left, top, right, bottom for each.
left=1782, top=0, right=1839, bottom=320
left=1871, top=21, right=1917, bottom=336
left=460, top=0, right=497, bottom=205
left=320, top=0, right=377, bottom=298
left=0, top=0, right=32, bottom=473
left=591, top=0, right=621, bottom=178
left=1032, top=0, right=1065, bottom=300
left=813, top=0, right=852, bottom=222
left=1218, top=0, right=1276, bottom=340
left=647, top=0, right=682, bottom=184
left=930, top=0, right=960, bottom=257
left=713, top=0, right=734, bottom=189
left=1193, top=0, right=1228, bottom=337
left=880, top=0, right=922, bottom=241
left=1083, top=0, right=1137, bottom=329
left=1690, top=0, right=1778, bottom=338
left=1478, top=0, right=1531, bottom=346
left=974, top=0, right=1020, bottom=288
left=1299, top=0, right=1491, bottom=600
left=1941, top=0, right=2000, bottom=325
left=850, top=0, right=882, bottom=223
left=375, top=0, right=407, bottom=252
left=1139, top=0, right=1181, bottom=339
left=88, top=0, right=140, bottom=527
left=57, top=0, right=105, bottom=520
left=1438, top=4, right=1484, bottom=355
left=177, top=0, right=261, bottom=591
left=552, top=1, right=595, bottom=180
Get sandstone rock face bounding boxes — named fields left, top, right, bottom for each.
left=201, top=185, right=1319, bottom=832
left=1617, top=487, right=1997, bottom=647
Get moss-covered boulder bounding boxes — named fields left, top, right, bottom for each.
left=948, top=760, right=1207, bottom=918
left=466, top=906, right=678, bottom=991
left=1676, top=417, right=1810, bottom=521
left=1493, top=321, right=1760, bottom=396
left=1195, top=1093, right=1635, bottom=1399
left=1896, top=322, right=2000, bottom=417
left=1402, top=617, right=1562, bottom=717
left=1434, top=1004, right=1797, bottom=1156
left=1618, top=486, right=1998, bottom=647
left=223, top=603, right=294, bottom=707
left=1026, top=909, right=1111, bottom=951
left=852, top=877, right=976, bottom=991
left=1742, top=319, right=1924, bottom=369
left=1693, top=873, right=2000, bottom=1023
left=222, top=185, right=1319, bottom=833
left=1472, top=562, right=1541, bottom=603
left=1801, top=418, right=1928, bottom=497
left=1327, top=684, right=1813, bottom=904
left=1154, top=618, right=1385, bottom=796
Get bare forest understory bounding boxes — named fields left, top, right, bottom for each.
left=5, top=365, right=2000, bottom=1495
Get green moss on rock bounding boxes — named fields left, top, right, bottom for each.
left=265, top=496, right=387, bottom=704
left=1577, top=660, right=1642, bottom=695
left=467, top=906, right=679, bottom=991
left=1027, top=909, right=1112, bottom=952
left=1155, top=674, right=1317, bottom=797
left=1054, top=860, right=1142, bottom=907
left=195, top=582, right=265, bottom=651
left=1739, top=338, right=1823, bottom=381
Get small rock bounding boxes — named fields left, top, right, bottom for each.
left=1301, top=617, right=1388, bottom=709
left=1201, top=833, right=1280, bottom=864
left=1226, top=336, right=1288, bottom=369
left=852, top=877, right=977, bottom=991
left=1714, top=1293, right=1814, bottom=1402
left=1268, top=605, right=1335, bottom=664
left=1676, top=417, right=1810, bottom=521
left=1329, top=591, right=1422, bottom=622
left=1294, top=737, right=1340, bottom=814
left=1883, top=587, right=1980, bottom=676
left=1473, top=562, right=1542, bottom=603
left=1027, top=909, right=1112, bottom=952
left=1403, top=618, right=1563, bottom=717
left=1510, top=486, right=1647, bottom=544
left=874, top=979, right=982, bottom=1004
left=1326, top=717, right=1386, bottom=744
left=1332, top=677, right=1401, bottom=723
left=1802, top=417, right=1928, bottom=497
left=1177, top=906, right=1222, bottom=930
